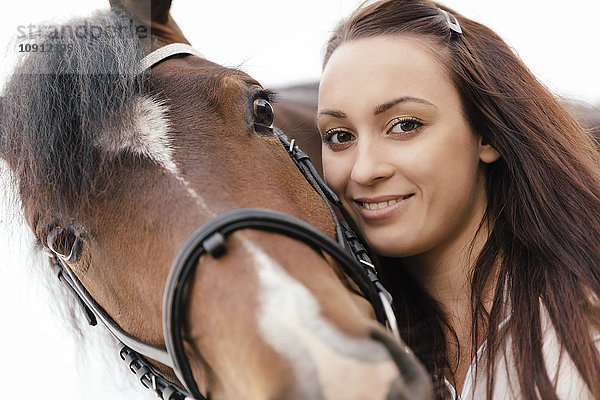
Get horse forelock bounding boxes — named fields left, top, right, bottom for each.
left=95, top=96, right=178, bottom=174
left=0, top=9, right=147, bottom=224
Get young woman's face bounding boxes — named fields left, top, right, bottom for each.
left=318, top=36, right=498, bottom=258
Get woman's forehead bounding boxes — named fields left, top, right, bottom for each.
left=318, top=36, right=456, bottom=113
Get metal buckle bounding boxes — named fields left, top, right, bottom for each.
left=151, top=375, right=162, bottom=399
left=359, top=259, right=376, bottom=272
left=378, top=292, right=400, bottom=340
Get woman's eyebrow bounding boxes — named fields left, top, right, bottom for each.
left=317, top=109, right=347, bottom=119
left=317, top=96, right=435, bottom=120
left=373, top=96, right=436, bottom=115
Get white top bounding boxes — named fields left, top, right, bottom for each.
left=444, top=304, right=600, bottom=399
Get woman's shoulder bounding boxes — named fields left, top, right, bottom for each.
left=539, top=302, right=599, bottom=399
left=466, top=301, right=599, bottom=400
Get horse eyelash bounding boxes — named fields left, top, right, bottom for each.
left=255, top=89, right=278, bottom=103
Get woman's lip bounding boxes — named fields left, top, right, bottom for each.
left=355, top=194, right=414, bottom=220
left=354, top=195, right=410, bottom=203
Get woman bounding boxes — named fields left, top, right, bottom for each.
left=317, top=0, right=600, bottom=399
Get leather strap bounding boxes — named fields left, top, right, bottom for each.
left=163, top=208, right=387, bottom=399
left=138, top=43, right=205, bottom=74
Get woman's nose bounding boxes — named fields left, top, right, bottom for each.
left=350, top=139, right=395, bottom=185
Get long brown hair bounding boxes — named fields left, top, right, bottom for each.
left=323, top=1, right=600, bottom=399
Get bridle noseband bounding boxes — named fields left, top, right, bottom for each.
left=47, top=44, right=400, bottom=400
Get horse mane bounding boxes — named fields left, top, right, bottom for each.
left=0, top=9, right=145, bottom=227
left=0, top=13, right=156, bottom=394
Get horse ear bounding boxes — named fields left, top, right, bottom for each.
left=109, top=0, right=190, bottom=46
left=109, top=0, right=171, bottom=24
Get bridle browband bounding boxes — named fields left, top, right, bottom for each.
left=137, top=43, right=205, bottom=74
left=47, top=44, right=400, bottom=400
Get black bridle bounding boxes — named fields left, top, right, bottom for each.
left=47, top=44, right=400, bottom=400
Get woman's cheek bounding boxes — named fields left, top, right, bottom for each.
left=322, top=154, right=348, bottom=194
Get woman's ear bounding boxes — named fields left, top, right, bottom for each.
left=478, top=136, right=500, bottom=164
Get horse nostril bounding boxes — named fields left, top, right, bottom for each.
left=370, top=327, right=435, bottom=400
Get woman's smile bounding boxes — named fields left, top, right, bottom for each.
left=354, top=194, right=414, bottom=220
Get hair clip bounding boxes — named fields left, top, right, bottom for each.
left=441, top=10, right=462, bottom=34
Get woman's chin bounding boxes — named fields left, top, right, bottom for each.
left=363, top=230, right=417, bottom=258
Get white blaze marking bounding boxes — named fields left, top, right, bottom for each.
left=95, top=96, right=212, bottom=214
left=242, top=238, right=398, bottom=400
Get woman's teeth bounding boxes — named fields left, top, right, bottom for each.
left=362, top=199, right=398, bottom=210
left=360, top=195, right=413, bottom=210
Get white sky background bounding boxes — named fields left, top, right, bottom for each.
left=0, top=1, right=598, bottom=399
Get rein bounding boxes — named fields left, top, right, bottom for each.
left=47, top=43, right=400, bottom=400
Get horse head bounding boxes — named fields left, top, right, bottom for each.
left=0, top=1, right=432, bottom=399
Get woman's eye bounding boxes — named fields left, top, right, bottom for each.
left=389, top=118, right=422, bottom=135
left=323, top=130, right=355, bottom=148
left=331, top=130, right=355, bottom=144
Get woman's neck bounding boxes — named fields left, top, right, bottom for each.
left=402, top=216, right=497, bottom=392
left=404, top=231, right=484, bottom=321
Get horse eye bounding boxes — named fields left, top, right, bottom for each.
left=253, top=98, right=274, bottom=133
left=47, top=227, right=81, bottom=262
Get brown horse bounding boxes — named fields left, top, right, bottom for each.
left=0, top=1, right=432, bottom=400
